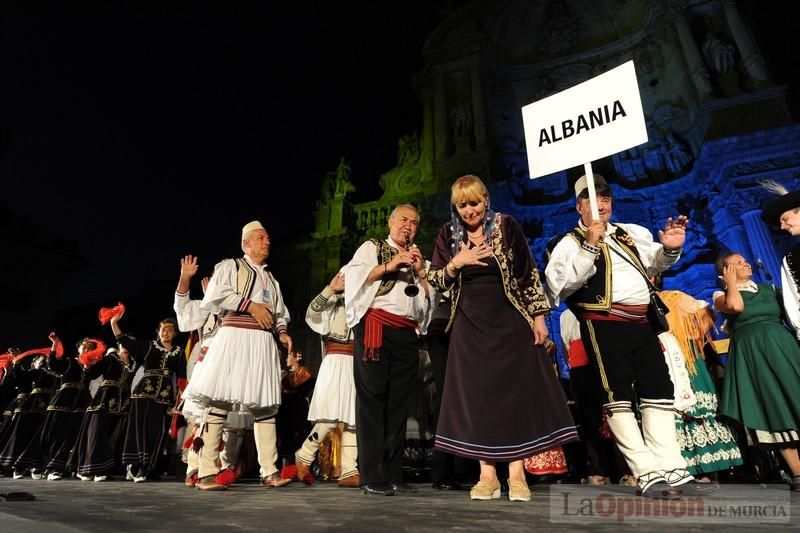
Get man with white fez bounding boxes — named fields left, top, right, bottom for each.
left=183, top=220, right=292, bottom=490
left=545, top=174, right=716, bottom=498
left=342, top=204, right=434, bottom=496
left=761, top=182, right=800, bottom=336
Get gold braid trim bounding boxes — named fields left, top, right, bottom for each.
left=494, top=214, right=549, bottom=324
left=370, top=239, right=399, bottom=297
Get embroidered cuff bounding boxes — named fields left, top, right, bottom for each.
left=320, top=286, right=335, bottom=299
left=581, top=242, right=602, bottom=255
left=238, top=298, right=252, bottom=313
left=662, top=247, right=682, bottom=258
left=175, top=290, right=189, bottom=297
left=275, top=325, right=288, bottom=335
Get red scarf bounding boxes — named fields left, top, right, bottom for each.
left=362, top=308, right=417, bottom=362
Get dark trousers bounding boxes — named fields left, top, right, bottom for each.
left=579, top=319, right=673, bottom=405
left=354, top=321, right=419, bottom=485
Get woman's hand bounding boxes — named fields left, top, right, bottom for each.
left=451, top=241, right=493, bottom=270
left=722, top=263, right=738, bottom=289
left=532, top=315, right=548, bottom=346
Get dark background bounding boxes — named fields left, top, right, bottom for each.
left=1, top=2, right=797, bottom=350
left=0, top=5, right=455, bottom=348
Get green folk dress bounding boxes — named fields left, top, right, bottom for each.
left=675, top=353, right=743, bottom=475
left=720, top=284, right=800, bottom=446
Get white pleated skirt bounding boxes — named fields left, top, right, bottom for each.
left=307, top=353, right=356, bottom=426
left=184, top=326, right=281, bottom=411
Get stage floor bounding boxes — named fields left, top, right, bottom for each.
left=0, top=477, right=797, bottom=532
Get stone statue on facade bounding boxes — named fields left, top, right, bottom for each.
left=662, top=130, right=693, bottom=173
left=449, top=100, right=472, bottom=138
left=333, top=157, right=355, bottom=197
left=702, top=32, right=737, bottom=76
left=397, top=132, right=420, bottom=167
left=319, top=156, right=356, bottom=203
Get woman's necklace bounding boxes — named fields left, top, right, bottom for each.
left=467, top=229, right=484, bottom=244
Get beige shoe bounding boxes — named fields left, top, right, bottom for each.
left=469, top=479, right=501, bottom=500
left=261, top=472, right=292, bottom=488
left=196, top=475, right=227, bottom=491
left=508, top=479, right=531, bottom=502
left=619, top=474, right=638, bottom=487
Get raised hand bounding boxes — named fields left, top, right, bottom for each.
left=328, top=272, right=345, bottom=293
left=722, top=263, right=739, bottom=289
left=658, top=215, right=689, bottom=250
left=180, top=255, right=199, bottom=278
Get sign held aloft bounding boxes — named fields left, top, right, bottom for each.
left=522, top=61, right=648, bottom=180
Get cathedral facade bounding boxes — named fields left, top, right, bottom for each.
left=294, top=0, right=799, bottom=369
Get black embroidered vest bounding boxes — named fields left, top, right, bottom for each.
left=560, top=225, right=648, bottom=312
left=369, top=238, right=399, bottom=296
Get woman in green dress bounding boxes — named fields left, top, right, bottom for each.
left=714, top=252, right=800, bottom=491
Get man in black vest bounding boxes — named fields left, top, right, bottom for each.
left=761, top=187, right=800, bottom=336
left=342, top=204, right=433, bottom=496
left=545, top=174, right=715, bottom=498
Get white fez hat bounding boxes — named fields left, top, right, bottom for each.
left=241, top=220, right=266, bottom=239
left=573, top=173, right=609, bottom=198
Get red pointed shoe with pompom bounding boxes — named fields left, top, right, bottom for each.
left=215, top=468, right=237, bottom=487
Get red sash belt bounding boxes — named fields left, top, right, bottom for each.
left=221, top=314, right=267, bottom=331
left=582, top=303, right=648, bottom=324
left=324, top=340, right=354, bottom=356
left=568, top=339, right=589, bottom=369
left=362, top=308, right=417, bottom=362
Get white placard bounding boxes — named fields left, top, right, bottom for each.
left=522, top=60, right=648, bottom=179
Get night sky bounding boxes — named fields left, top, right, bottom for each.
left=1, top=6, right=452, bottom=345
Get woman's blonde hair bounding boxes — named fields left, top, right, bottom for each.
left=450, top=174, right=488, bottom=206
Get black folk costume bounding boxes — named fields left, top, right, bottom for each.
left=15, top=355, right=93, bottom=479
left=428, top=213, right=578, bottom=462
left=342, top=236, right=433, bottom=491
left=74, top=351, right=134, bottom=480
left=117, top=335, right=185, bottom=481
left=0, top=353, right=57, bottom=478
left=546, top=220, right=697, bottom=494
left=0, top=363, right=24, bottom=454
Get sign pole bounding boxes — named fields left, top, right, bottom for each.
left=583, top=162, right=600, bottom=221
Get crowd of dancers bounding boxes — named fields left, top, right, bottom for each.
left=1, top=174, right=798, bottom=502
